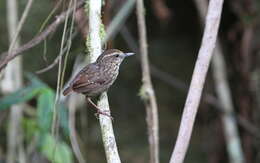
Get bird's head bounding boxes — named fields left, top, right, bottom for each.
left=96, top=49, right=134, bottom=66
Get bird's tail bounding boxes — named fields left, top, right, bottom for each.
left=63, top=86, right=72, bottom=96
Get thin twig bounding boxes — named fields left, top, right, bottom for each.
left=169, top=0, right=224, bottom=163
left=103, top=0, right=136, bottom=44
left=136, top=1, right=159, bottom=163
left=38, top=0, right=136, bottom=73
left=51, top=0, right=75, bottom=138
left=61, top=54, right=87, bottom=162
left=88, top=0, right=121, bottom=162
left=65, top=54, right=87, bottom=163
left=120, top=24, right=260, bottom=140
left=120, top=26, right=188, bottom=91
left=36, top=30, right=78, bottom=74
left=69, top=94, right=86, bottom=163
left=0, top=0, right=84, bottom=71
left=213, top=45, right=245, bottom=163
left=8, top=0, right=34, bottom=54
left=37, top=0, right=135, bottom=74
left=39, top=0, right=63, bottom=33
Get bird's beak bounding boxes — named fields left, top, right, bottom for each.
left=124, top=52, right=135, bottom=57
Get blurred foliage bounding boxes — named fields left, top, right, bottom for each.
left=40, top=134, right=72, bottom=163
left=0, top=74, right=72, bottom=163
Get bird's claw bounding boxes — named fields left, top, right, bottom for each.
left=95, top=110, right=114, bottom=121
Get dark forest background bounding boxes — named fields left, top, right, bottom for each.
left=0, top=0, right=260, bottom=163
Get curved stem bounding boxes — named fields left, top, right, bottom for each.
left=169, top=0, right=224, bottom=162
left=136, top=0, right=159, bottom=163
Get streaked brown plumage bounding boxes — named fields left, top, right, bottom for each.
left=63, top=49, right=134, bottom=96
left=63, top=49, right=134, bottom=117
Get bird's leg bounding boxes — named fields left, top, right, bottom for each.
left=86, top=97, right=113, bottom=119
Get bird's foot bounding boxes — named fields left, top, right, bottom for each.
left=95, top=110, right=114, bottom=121
left=86, top=97, right=114, bottom=120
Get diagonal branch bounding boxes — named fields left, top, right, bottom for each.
left=37, top=0, right=134, bottom=74
left=169, top=0, right=224, bottom=163
left=103, top=0, right=136, bottom=44
left=194, top=0, right=245, bottom=162
left=36, top=30, right=78, bottom=74
left=120, top=24, right=260, bottom=141
left=8, top=0, right=34, bottom=54
left=0, top=0, right=85, bottom=71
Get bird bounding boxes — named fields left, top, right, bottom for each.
left=63, top=49, right=134, bottom=117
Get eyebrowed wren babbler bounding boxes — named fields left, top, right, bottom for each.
left=63, top=49, right=134, bottom=117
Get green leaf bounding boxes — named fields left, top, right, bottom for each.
left=40, top=134, right=73, bottom=163
left=58, top=104, right=69, bottom=136
left=37, top=89, right=55, bottom=132
left=22, top=118, right=39, bottom=141
left=0, top=84, right=45, bottom=110
left=0, top=73, right=47, bottom=110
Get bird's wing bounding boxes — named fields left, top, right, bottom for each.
left=62, top=64, right=99, bottom=95
left=71, top=64, right=105, bottom=93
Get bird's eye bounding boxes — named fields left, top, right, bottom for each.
left=115, top=54, right=120, bottom=57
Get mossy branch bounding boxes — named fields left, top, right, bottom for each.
left=86, top=0, right=121, bottom=162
